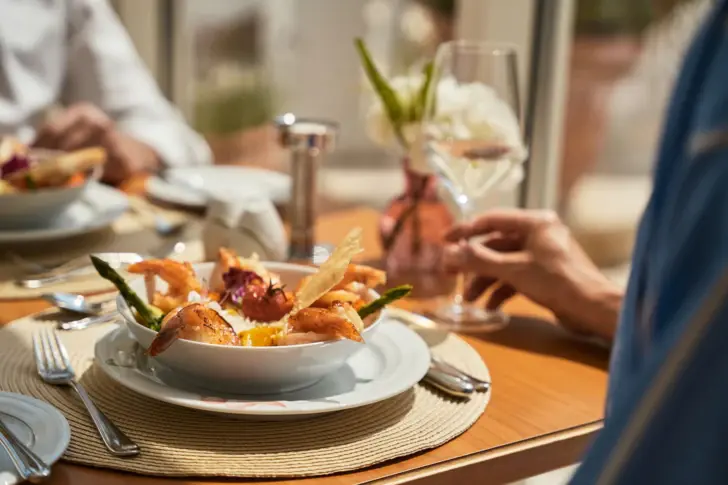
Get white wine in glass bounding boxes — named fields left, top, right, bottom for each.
left=423, top=41, right=527, bottom=330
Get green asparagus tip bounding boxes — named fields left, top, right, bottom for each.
left=358, top=285, right=413, bottom=319
left=90, top=255, right=163, bottom=330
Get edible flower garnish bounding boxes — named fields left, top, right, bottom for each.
left=221, top=268, right=263, bottom=306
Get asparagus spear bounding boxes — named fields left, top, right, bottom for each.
left=90, top=255, right=163, bottom=331
left=358, top=285, right=413, bottom=319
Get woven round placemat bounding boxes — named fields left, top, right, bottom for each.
left=0, top=312, right=490, bottom=478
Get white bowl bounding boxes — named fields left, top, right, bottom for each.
left=0, top=158, right=102, bottom=229
left=117, top=261, right=383, bottom=394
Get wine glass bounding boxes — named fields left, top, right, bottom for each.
left=423, top=41, right=527, bottom=330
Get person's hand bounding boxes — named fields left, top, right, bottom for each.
left=33, top=103, right=161, bottom=184
left=443, top=209, right=623, bottom=341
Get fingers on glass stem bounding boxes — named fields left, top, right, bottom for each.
left=464, top=275, right=496, bottom=302
left=486, top=283, right=517, bottom=310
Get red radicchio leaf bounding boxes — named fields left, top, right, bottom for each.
left=1, top=154, right=30, bottom=179
left=220, top=268, right=263, bottom=306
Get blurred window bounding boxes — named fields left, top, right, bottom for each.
left=561, top=0, right=707, bottom=270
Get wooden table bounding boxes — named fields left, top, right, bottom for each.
left=0, top=205, right=609, bottom=485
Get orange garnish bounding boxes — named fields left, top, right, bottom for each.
left=65, top=172, right=86, bottom=187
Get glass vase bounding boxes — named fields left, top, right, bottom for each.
left=378, top=162, right=454, bottom=275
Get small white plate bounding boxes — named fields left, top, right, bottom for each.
left=0, top=392, right=70, bottom=485
left=147, top=167, right=291, bottom=209
left=95, top=318, right=430, bottom=419
left=0, top=183, right=128, bottom=243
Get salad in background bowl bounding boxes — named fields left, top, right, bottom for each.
left=94, top=228, right=412, bottom=394
left=0, top=136, right=106, bottom=228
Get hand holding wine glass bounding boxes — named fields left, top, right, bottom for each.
left=442, top=209, right=622, bottom=341
left=423, top=41, right=528, bottom=330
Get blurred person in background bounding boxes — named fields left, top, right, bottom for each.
left=445, top=1, right=728, bottom=482
left=0, top=0, right=211, bottom=184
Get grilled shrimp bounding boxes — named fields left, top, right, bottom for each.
left=283, top=303, right=364, bottom=344
left=335, top=264, right=386, bottom=289
left=276, top=332, right=333, bottom=345
left=147, top=302, right=240, bottom=356
left=297, top=264, right=386, bottom=294
left=310, top=289, right=365, bottom=310
left=210, top=247, right=280, bottom=293
left=128, top=259, right=202, bottom=313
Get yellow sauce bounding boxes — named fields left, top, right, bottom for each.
left=239, top=327, right=282, bottom=347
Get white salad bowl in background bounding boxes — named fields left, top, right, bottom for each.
left=117, top=261, right=384, bottom=394
left=0, top=150, right=102, bottom=229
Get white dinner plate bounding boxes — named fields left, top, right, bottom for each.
left=95, top=318, right=431, bottom=419
left=147, top=167, right=291, bottom=209
left=0, top=183, right=128, bottom=243
left=0, top=392, right=70, bottom=485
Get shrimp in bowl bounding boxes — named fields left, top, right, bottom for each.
left=91, top=228, right=412, bottom=393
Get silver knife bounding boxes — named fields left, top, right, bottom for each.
left=57, top=312, right=119, bottom=331
left=0, top=418, right=51, bottom=481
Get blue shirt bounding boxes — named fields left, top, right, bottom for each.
left=572, top=1, right=728, bottom=483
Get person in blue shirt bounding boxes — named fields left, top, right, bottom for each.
left=443, top=1, right=728, bottom=482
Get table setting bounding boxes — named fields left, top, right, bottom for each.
left=0, top=233, right=493, bottom=482
left=0, top=39, right=609, bottom=485
left=0, top=111, right=493, bottom=484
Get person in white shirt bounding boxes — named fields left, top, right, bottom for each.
left=0, top=0, right=212, bottom=184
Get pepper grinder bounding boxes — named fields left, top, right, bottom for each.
left=275, top=113, right=338, bottom=262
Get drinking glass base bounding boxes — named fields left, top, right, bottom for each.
left=429, top=302, right=509, bottom=332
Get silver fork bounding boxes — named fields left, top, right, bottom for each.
left=33, top=329, right=140, bottom=457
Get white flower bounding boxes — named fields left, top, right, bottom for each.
left=431, top=77, right=526, bottom=160
left=365, top=75, right=527, bottom=189
left=365, top=74, right=424, bottom=147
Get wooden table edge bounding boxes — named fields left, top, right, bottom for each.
left=362, top=420, right=603, bottom=485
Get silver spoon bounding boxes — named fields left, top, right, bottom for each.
left=41, top=292, right=111, bottom=315
left=432, top=357, right=491, bottom=393
left=42, top=293, right=120, bottom=331
left=422, top=366, right=475, bottom=398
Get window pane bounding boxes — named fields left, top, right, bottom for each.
left=561, top=0, right=707, bottom=275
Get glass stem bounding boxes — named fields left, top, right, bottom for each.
left=453, top=196, right=475, bottom=307
left=453, top=272, right=467, bottom=306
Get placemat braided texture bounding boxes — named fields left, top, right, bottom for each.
left=0, top=313, right=490, bottom=478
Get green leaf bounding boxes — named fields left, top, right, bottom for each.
left=412, top=61, right=434, bottom=121
left=354, top=38, right=408, bottom=147
left=358, top=285, right=413, bottom=319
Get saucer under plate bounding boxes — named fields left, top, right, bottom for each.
left=0, top=392, right=70, bottom=485
left=95, top=319, right=430, bottom=419
left=0, top=183, right=128, bottom=243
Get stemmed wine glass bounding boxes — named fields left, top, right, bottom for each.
left=423, top=41, right=527, bottom=330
